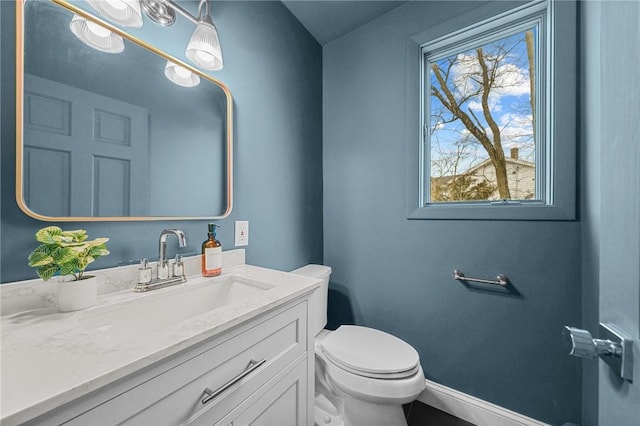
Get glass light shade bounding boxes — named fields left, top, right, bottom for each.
left=185, top=20, right=223, bottom=70
left=164, top=61, right=200, bottom=87
left=87, top=0, right=143, bottom=28
left=69, top=14, right=125, bottom=54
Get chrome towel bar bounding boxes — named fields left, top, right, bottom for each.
left=453, top=269, right=509, bottom=287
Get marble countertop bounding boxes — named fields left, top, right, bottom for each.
left=0, top=259, right=320, bottom=426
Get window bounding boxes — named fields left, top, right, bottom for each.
left=407, top=0, right=576, bottom=220
left=427, top=26, right=540, bottom=203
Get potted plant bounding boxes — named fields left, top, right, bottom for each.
left=28, top=226, right=110, bottom=312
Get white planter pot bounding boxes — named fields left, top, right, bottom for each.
left=57, top=275, right=98, bottom=312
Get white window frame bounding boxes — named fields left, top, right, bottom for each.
left=406, top=0, right=576, bottom=221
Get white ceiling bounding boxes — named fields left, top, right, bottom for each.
left=281, top=0, right=409, bottom=45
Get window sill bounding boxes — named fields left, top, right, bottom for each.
left=408, top=201, right=576, bottom=221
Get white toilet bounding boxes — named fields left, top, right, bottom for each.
left=292, top=265, right=425, bottom=426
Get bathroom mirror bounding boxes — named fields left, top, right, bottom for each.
left=16, top=0, right=233, bottom=221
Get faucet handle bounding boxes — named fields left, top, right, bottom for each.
left=173, top=254, right=185, bottom=278
left=138, top=258, right=152, bottom=284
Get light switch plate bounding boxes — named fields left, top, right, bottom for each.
left=235, top=221, right=249, bottom=247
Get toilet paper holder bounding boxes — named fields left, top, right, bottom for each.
left=563, top=322, right=633, bottom=381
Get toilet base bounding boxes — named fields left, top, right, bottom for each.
left=314, top=393, right=407, bottom=426
left=343, top=394, right=408, bottom=426
left=314, top=402, right=344, bottom=426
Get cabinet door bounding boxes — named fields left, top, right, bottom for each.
left=232, top=362, right=306, bottom=426
left=191, top=358, right=308, bottom=426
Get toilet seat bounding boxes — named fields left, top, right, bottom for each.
left=320, top=325, right=420, bottom=379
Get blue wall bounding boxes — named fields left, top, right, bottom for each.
left=322, top=1, right=581, bottom=424
left=0, top=0, right=323, bottom=282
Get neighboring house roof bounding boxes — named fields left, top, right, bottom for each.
left=464, top=157, right=535, bottom=176
left=431, top=155, right=536, bottom=201
left=432, top=157, right=534, bottom=181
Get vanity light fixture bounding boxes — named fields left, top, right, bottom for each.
left=140, top=0, right=224, bottom=70
left=70, top=0, right=224, bottom=86
left=164, top=61, right=201, bottom=87
left=87, top=0, right=143, bottom=28
left=185, top=0, right=223, bottom=70
left=69, top=14, right=125, bottom=54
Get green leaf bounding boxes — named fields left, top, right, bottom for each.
left=77, top=258, right=89, bottom=272
left=35, top=226, right=62, bottom=244
left=63, top=229, right=88, bottom=242
left=52, top=234, right=74, bottom=245
left=59, top=261, right=77, bottom=276
left=37, top=264, right=58, bottom=281
left=30, top=243, right=53, bottom=255
left=89, top=237, right=109, bottom=246
left=88, top=246, right=110, bottom=257
left=28, top=245, right=53, bottom=265
left=51, top=247, right=75, bottom=264
left=28, top=250, right=54, bottom=267
left=67, top=245, right=86, bottom=256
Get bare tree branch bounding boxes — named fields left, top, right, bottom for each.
left=428, top=32, right=535, bottom=201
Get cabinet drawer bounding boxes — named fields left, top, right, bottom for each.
left=64, top=301, right=307, bottom=426
left=190, top=356, right=308, bottom=426
left=228, top=358, right=307, bottom=426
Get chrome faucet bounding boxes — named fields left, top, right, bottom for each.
left=158, top=229, right=187, bottom=279
left=134, top=229, right=188, bottom=292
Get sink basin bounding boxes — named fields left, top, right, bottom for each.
left=79, top=275, right=274, bottom=346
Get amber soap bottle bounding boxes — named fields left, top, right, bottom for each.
left=201, top=223, right=222, bottom=277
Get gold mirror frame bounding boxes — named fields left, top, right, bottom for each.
left=15, top=0, right=233, bottom=222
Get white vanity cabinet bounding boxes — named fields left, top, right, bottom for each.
left=26, top=298, right=313, bottom=426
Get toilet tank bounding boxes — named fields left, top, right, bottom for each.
left=290, top=264, right=332, bottom=336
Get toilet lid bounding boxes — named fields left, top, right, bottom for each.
left=321, top=326, right=420, bottom=378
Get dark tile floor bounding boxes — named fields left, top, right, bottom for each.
left=404, top=401, right=477, bottom=426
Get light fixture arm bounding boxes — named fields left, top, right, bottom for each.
left=162, top=0, right=199, bottom=25
left=197, top=0, right=210, bottom=20
left=196, top=0, right=215, bottom=26
left=140, top=0, right=203, bottom=26
left=160, top=0, right=213, bottom=25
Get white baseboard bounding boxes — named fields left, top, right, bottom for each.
left=417, top=380, right=550, bottom=426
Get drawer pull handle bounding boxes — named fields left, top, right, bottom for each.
left=201, top=358, right=267, bottom=405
